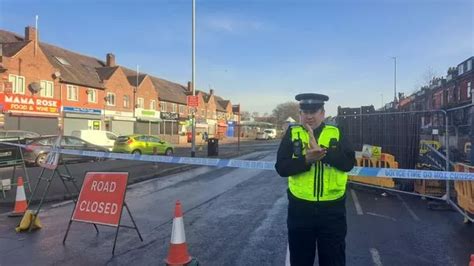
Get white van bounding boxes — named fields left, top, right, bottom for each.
left=71, top=130, right=118, bottom=151
left=263, top=129, right=277, bottom=139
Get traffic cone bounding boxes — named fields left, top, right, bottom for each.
left=165, top=200, right=192, bottom=266
left=469, top=254, right=474, bottom=266
left=9, top=177, right=28, bottom=217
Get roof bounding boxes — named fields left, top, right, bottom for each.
left=214, top=95, right=230, bottom=112
left=96, top=66, right=119, bottom=81
left=1, top=42, right=29, bottom=57
left=121, top=67, right=147, bottom=87
left=40, top=43, right=106, bottom=89
left=150, top=76, right=188, bottom=104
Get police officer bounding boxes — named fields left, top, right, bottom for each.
left=275, top=93, right=355, bottom=266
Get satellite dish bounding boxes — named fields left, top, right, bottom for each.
left=53, top=71, right=61, bottom=79
left=29, top=82, right=41, bottom=93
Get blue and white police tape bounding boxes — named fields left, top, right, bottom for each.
left=2, top=141, right=474, bottom=181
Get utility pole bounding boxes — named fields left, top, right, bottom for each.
left=191, top=0, right=196, bottom=157
left=392, top=56, right=397, bottom=102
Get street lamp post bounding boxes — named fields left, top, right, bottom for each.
left=191, top=0, right=196, bottom=157
left=391, top=56, right=397, bottom=102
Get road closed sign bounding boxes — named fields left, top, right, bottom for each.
left=72, top=172, right=129, bottom=226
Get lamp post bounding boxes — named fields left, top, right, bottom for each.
left=391, top=56, right=397, bottom=102
left=191, top=0, right=196, bottom=157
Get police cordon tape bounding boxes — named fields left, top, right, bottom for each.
left=2, top=141, right=474, bottom=181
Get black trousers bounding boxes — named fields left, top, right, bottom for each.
left=287, top=193, right=346, bottom=266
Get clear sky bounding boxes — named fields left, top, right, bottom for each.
left=1, top=0, right=472, bottom=116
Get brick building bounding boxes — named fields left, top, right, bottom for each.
left=0, top=25, right=239, bottom=143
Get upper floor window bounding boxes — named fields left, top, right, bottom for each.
left=106, top=92, right=116, bottom=106
left=40, top=80, right=54, bottom=98
left=161, top=102, right=167, bottom=112
left=468, top=82, right=472, bottom=99
left=123, top=95, right=130, bottom=108
left=467, top=60, right=472, bottom=72
left=179, top=105, right=185, bottom=113
left=150, top=100, right=156, bottom=110
left=87, top=89, right=97, bottom=103
left=458, top=64, right=465, bottom=75
left=8, top=74, right=25, bottom=94
left=137, top=97, right=144, bottom=108
left=67, top=85, right=78, bottom=101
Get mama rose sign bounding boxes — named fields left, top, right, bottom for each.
left=0, top=94, right=61, bottom=114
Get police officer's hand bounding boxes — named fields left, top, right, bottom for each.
left=305, top=148, right=327, bottom=164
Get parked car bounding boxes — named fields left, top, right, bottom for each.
left=263, top=129, right=277, bottom=139
left=0, top=130, right=40, bottom=142
left=112, top=135, right=174, bottom=155
left=256, top=131, right=269, bottom=140
left=71, top=130, right=118, bottom=151
left=23, top=135, right=109, bottom=166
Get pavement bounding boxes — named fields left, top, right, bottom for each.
left=0, top=148, right=472, bottom=265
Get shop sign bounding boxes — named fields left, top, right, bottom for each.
left=141, top=110, right=156, bottom=116
left=0, top=94, right=60, bottom=114
left=160, top=112, right=179, bottom=120
left=64, top=106, right=101, bottom=115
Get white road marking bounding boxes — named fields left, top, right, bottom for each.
left=51, top=200, right=73, bottom=208
left=351, top=189, right=363, bottom=215
left=285, top=243, right=291, bottom=266
left=396, top=194, right=420, bottom=221
left=370, top=248, right=383, bottom=266
left=366, top=212, right=397, bottom=222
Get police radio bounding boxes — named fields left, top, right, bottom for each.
left=293, top=132, right=303, bottom=157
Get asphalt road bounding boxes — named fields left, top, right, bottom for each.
left=0, top=147, right=473, bottom=265
left=0, top=139, right=279, bottom=211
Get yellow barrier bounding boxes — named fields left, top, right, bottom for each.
left=414, top=179, right=446, bottom=197
left=349, top=153, right=396, bottom=188
left=454, top=163, right=474, bottom=214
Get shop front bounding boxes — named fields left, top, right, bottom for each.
left=63, top=106, right=102, bottom=135
left=104, top=110, right=135, bottom=136
left=134, top=108, right=162, bottom=135
left=0, top=94, right=61, bottom=135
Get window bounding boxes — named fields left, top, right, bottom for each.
left=150, top=100, right=156, bottom=110
left=458, top=64, right=464, bottom=75
left=172, top=103, right=177, bottom=112
left=40, top=80, right=54, bottom=98
left=54, top=56, right=71, bottom=66
left=67, top=85, right=78, bottom=101
left=179, top=105, right=185, bottom=113
left=106, top=92, right=116, bottom=106
left=8, top=74, right=25, bottom=94
left=123, top=95, right=130, bottom=108
left=468, top=60, right=472, bottom=72
left=161, top=102, right=167, bottom=112
left=137, top=97, right=144, bottom=108
left=87, top=89, right=97, bottom=103
left=468, top=82, right=472, bottom=99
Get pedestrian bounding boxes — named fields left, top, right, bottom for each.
left=275, top=93, right=355, bottom=266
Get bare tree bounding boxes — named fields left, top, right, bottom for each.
left=251, top=112, right=260, bottom=119
left=240, top=111, right=251, bottom=121
left=272, top=102, right=300, bottom=128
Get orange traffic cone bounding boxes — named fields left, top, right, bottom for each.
left=165, top=200, right=192, bottom=266
left=470, top=254, right=474, bottom=266
left=9, top=177, right=28, bottom=217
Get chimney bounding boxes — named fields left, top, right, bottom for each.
left=187, top=81, right=193, bottom=92
left=210, top=89, right=214, bottom=95
left=25, top=26, right=37, bottom=42
left=106, top=53, right=116, bottom=67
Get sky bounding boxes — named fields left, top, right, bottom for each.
left=0, top=0, right=472, bottom=116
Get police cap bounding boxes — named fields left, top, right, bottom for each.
left=295, top=93, right=329, bottom=111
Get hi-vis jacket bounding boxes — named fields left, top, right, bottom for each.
left=288, top=125, right=348, bottom=201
